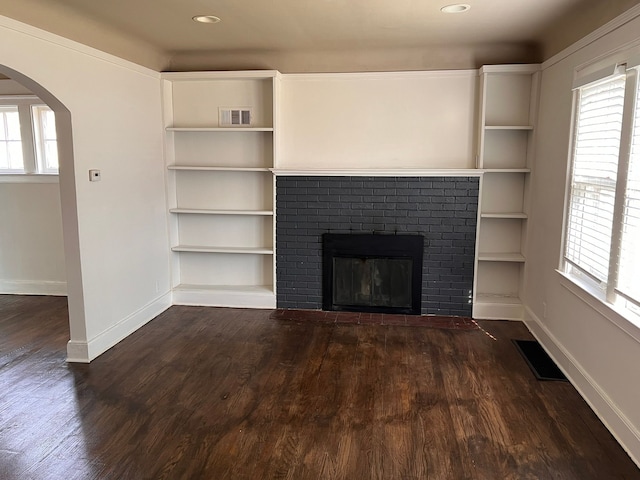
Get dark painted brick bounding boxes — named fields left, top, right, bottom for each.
left=443, top=233, right=467, bottom=240
left=383, top=209, right=407, bottom=218
left=429, top=225, right=454, bottom=233
left=295, top=179, right=319, bottom=187
left=443, top=203, right=468, bottom=211
left=342, top=180, right=363, bottom=188
left=350, top=203, right=373, bottom=211
left=362, top=195, right=387, bottom=203
left=418, top=203, right=443, bottom=211
left=276, top=175, right=477, bottom=316
left=427, top=295, right=453, bottom=303
left=350, top=188, right=374, bottom=195
left=441, top=218, right=467, bottom=226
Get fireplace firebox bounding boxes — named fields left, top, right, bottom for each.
left=322, top=233, right=424, bottom=315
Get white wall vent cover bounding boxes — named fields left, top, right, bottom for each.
left=219, top=108, right=252, bottom=126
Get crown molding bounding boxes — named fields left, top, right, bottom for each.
left=282, top=70, right=477, bottom=81
left=0, top=15, right=161, bottom=79
left=542, top=5, right=640, bottom=70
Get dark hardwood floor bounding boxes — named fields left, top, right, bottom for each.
left=0, top=295, right=638, bottom=479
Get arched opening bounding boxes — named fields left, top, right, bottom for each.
left=0, top=65, right=86, bottom=353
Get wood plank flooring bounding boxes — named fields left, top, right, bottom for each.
left=0, top=295, right=638, bottom=479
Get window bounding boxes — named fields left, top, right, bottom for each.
left=617, top=76, right=640, bottom=311
left=564, top=61, right=640, bottom=316
left=0, top=97, right=58, bottom=175
left=0, top=106, right=24, bottom=171
left=32, top=105, right=58, bottom=173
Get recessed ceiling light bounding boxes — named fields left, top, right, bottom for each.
left=192, top=15, right=221, bottom=24
left=440, top=4, right=471, bottom=13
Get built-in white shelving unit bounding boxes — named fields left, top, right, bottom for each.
left=474, top=65, right=540, bottom=320
left=161, top=71, right=280, bottom=308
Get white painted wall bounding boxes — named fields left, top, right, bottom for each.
left=0, top=181, right=66, bottom=295
left=279, top=71, right=477, bottom=169
left=525, top=10, right=640, bottom=465
left=0, top=16, right=171, bottom=361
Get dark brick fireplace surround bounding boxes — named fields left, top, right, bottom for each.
left=275, top=176, right=479, bottom=316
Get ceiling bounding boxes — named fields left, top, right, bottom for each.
left=0, top=0, right=638, bottom=72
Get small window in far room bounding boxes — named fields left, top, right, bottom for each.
left=0, top=105, right=24, bottom=172
left=0, top=98, right=59, bottom=176
left=31, top=105, right=58, bottom=173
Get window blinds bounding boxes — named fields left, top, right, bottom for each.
left=617, top=72, right=640, bottom=304
left=565, top=75, right=626, bottom=283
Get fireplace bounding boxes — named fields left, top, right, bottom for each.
left=322, top=233, right=424, bottom=315
left=275, top=176, right=479, bottom=316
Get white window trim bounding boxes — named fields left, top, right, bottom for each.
left=0, top=104, right=28, bottom=173
left=606, top=68, right=638, bottom=303
left=31, top=104, right=59, bottom=175
left=0, top=174, right=58, bottom=184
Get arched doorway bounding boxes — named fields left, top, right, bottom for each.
left=0, top=65, right=86, bottom=357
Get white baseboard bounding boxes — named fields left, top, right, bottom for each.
left=0, top=279, right=67, bottom=296
left=172, top=287, right=276, bottom=309
left=66, top=340, right=90, bottom=363
left=524, top=306, right=640, bottom=468
left=66, top=292, right=172, bottom=363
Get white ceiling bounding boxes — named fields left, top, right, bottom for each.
left=0, top=0, right=638, bottom=72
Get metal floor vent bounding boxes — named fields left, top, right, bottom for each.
left=513, top=340, right=568, bottom=381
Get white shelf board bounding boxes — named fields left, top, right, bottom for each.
left=484, top=125, right=534, bottom=130
left=473, top=295, right=524, bottom=320
left=481, top=212, right=528, bottom=219
left=167, top=127, right=274, bottom=132
left=168, top=165, right=271, bottom=172
left=481, top=168, right=531, bottom=173
left=172, top=245, right=274, bottom=254
left=169, top=208, right=274, bottom=216
left=478, top=253, right=525, bottom=262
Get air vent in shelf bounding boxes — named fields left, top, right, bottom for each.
left=219, top=108, right=252, bottom=126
